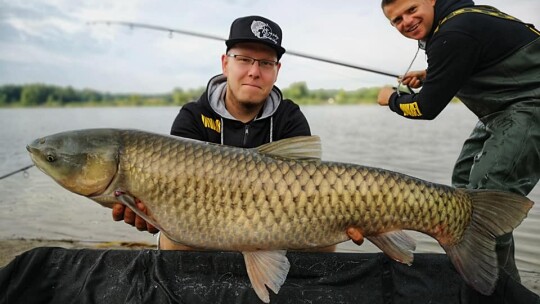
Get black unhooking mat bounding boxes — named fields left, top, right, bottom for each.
left=0, top=248, right=538, bottom=304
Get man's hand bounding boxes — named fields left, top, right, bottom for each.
left=400, top=70, right=426, bottom=88
left=112, top=199, right=159, bottom=234
left=347, top=226, right=364, bottom=246
left=377, top=86, right=395, bottom=106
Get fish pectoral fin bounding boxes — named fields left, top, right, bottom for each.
left=367, top=230, right=416, bottom=265
left=114, top=190, right=165, bottom=232
left=242, top=250, right=290, bottom=303
left=255, top=136, right=322, bottom=161
left=90, top=194, right=119, bottom=209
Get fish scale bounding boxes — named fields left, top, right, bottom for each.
left=119, top=130, right=470, bottom=250
left=27, top=128, right=533, bottom=300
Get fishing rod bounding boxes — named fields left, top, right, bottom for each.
left=0, top=164, right=35, bottom=180
left=87, top=20, right=400, bottom=78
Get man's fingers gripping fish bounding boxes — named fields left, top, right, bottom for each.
left=27, top=129, right=533, bottom=303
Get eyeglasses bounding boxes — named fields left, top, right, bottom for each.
left=226, top=54, right=279, bottom=71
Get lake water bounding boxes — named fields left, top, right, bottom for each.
left=0, top=105, right=538, bottom=274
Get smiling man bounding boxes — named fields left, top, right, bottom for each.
left=383, top=0, right=436, bottom=41
left=377, top=0, right=540, bottom=282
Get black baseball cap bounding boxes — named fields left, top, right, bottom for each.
left=225, top=15, right=286, bottom=60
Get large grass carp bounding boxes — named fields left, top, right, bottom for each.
left=27, top=128, right=533, bottom=303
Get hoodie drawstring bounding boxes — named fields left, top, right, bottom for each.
left=269, top=116, right=273, bottom=143
left=220, top=117, right=224, bottom=145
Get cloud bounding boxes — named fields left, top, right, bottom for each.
left=0, top=41, right=75, bottom=65
left=0, top=0, right=538, bottom=93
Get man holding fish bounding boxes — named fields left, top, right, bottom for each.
left=110, top=16, right=360, bottom=251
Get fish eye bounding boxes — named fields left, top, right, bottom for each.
left=46, top=153, right=56, bottom=162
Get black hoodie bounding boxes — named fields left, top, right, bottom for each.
left=170, top=74, right=311, bottom=148
left=388, top=0, right=539, bottom=120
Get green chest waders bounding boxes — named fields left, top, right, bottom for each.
left=436, top=6, right=540, bottom=282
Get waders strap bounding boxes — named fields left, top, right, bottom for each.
left=434, top=5, right=540, bottom=36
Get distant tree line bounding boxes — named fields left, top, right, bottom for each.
left=0, top=82, right=383, bottom=107
left=0, top=84, right=206, bottom=107
left=282, top=82, right=380, bottom=105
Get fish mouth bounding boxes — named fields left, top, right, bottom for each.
left=26, top=138, right=43, bottom=155
left=26, top=145, right=38, bottom=161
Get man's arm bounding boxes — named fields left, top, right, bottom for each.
left=380, top=32, right=481, bottom=120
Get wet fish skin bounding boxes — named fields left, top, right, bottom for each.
left=118, top=130, right=471, bottom=250
left=27, top=128, right=534, bottom=303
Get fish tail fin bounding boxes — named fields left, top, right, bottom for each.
left=442, top=189, right=533, bottom=295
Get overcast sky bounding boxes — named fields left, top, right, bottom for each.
left=1, top=0, right=538, bottom=93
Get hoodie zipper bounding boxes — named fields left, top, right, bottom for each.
left=243, top=125, right=249, bottom=146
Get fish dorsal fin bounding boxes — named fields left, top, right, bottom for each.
left=242, top=250, right=290, bottom=303
left=367, top=230, right=416, bottom=265
left=255, top=136, right=321, bottom=161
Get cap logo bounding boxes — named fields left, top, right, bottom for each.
left=250, top=20, right=279, bottom=44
